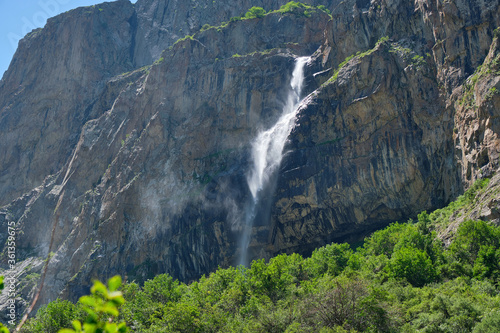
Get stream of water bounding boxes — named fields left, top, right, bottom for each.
left=238, top=56, right=309, bottom=266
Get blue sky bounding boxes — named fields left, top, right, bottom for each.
left=0, top=0, right=137, bottom=79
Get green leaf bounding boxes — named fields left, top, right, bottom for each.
left=104, top=322, right=117, bottom=333
left=91, top=280, right=108, bottom=296
left=72, top=319, right=82, bottom=331
left=101, top=304, right=119, bottom=317
left=83, top=322, right=98, bottom=333
left=107, top=291, right=125, bottom=305
left=108, top=276, right=122, bottom=292
left=117, top=322, right=128, bottom=333
left=79, top=295, right=97, bottom=306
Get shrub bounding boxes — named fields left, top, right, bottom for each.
left=244, top=6, right=266, bottom=19
left=473, top=310, right=500, bottom=333
left=22, top=299, right=84, bottom=333
left=304, top=243, right=352, bottom=278
left=302, top=278, right=388, bottom=331
left=248, top=254, right=304, bottom=302
left=473, top=245, right=500, bottom=281
left=449, top=220, right=499, bottom=265
left=364, top=222, right=409, bottom=257
left=388, top=247, right=437, bottom=287
left=279, top=1, right=307, bottom=13
left=142, top=274, right=183, bottom=303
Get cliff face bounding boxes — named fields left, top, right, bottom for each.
left=268, top=0, right=500, bottom=255
left=0, top=0, right=136, bottom=206
left=0, top=0, right=499, bottom=317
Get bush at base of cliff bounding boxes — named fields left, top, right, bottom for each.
left=20, top=300, right=84, bottom=333
left=387, top=247, right=437, bottom=287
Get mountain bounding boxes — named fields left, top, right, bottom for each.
left=0, top=0, right=499, bottom=319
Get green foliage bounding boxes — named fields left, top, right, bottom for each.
left=59, top=276, right=129, bottom=333
left=428, top=177, right=490, bottom=227
left=200, top=23, right=212, bottom=32
left=450, top=220, right=499, bottom=264
left=248, top=254, right=303, bottom=302
left=275, top=1, right=311, bottom=14
left=302, top=277, right=389, bottom=331
left=364, top=222, right=409, bottom=257
left=22, top=300, right=84, bottom=333
left=266, top=1, right=330, bottom=19
left=388, top=246, right=437, bottom=287
left=304, top=243, right=352, bottom=278
left=0, top=276, right=9, bottom=333
left=317, top=5, right=331, bottom=14
left=411, top=54, right=426, bottom=68
left=153, top=57, right=164, bottom=65
left=473, top=310, right=500, bottom=332
left=173, top=34, right=194, bottom=46
left=244, top=7, right=266, bottom=19
left=443, top=220, right=500, bottom=282
left=326, top=36, right=390, bottom=85
left=494, top=27, right=500, bottom=38
left=141, top=274, right=184, bottom=304
left=486, top=87, right=498, bottom=100
left=325, top=54, right=357, bottom=84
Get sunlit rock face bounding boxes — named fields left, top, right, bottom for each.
left=0, top=0, right=499, bottom=317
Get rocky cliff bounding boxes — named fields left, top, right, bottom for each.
left=0, top=0, right=499, bottom=318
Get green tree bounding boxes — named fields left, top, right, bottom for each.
left=473, top=310, right=500, bottom=333
left=145, top=303, right=202, bottom=333
left=473, top=245, right=500, bottom=281
left=388, top=247, right=437, bottom=287
left=364, top=222, right=409, bottom=257
left=249, top=254, right=303, bottom=302
left=22, top=299, right=84, bottom=333
left=304, top=243, right=352, bottom=278
left=142, top=274, right=183, bottom=303
left=449, top=220, right=499, bottom=265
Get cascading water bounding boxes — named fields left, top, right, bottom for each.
left=238, top=56, right=309, bottom=266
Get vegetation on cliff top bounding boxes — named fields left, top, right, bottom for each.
left=16, top=178, right=500, bottom=333
left=176, top=1, right=331, bottom=47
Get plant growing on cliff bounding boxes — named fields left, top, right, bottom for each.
left=21, top=300, right=84, bottom=333
left=274, top=1, right=311, bottom=14
left=244, top=7, right=266, bottom=19
left=325, top=36, right=390, bottom=85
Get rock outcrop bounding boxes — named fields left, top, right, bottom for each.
left=0, top=0, right=499, bottom=319
left=0, top=1, right=137, bottom=206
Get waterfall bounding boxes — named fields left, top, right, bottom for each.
left=238, top=56, right=309, bottom=266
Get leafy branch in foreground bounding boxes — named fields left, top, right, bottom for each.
left=59, top=276, right=128, bottom=333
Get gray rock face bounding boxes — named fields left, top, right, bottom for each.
left=0, top=0, right=499, bottom=318
left=0, top=0, right=136, bottom=206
